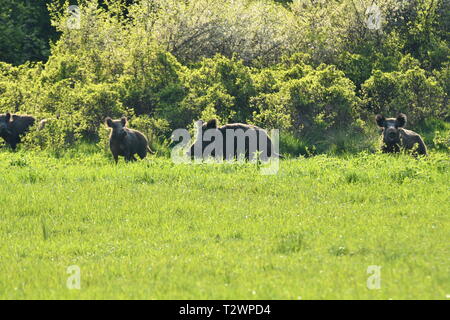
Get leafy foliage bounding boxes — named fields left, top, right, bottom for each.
left=0, top=0, right=58, bottom=65
left=0, top=0, right=447, bottom=155
left=362, top=63, right=447, bottom=126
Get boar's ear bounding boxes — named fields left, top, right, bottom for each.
left=105, top=117, right=113, bottom=127
left=375, top=114, right=385, bottom=127
left=121, top=117, right=127, bottom=126
left=396, top=113, right=407, bottom=128
left=206, top=119, right=218, bottom=129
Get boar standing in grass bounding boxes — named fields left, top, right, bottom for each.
left=376, top=113, right=427, bottom=156
left=105, top=116, right=154, bottom=163
left=0, top=113, right=36, bottom=150
left=188, top=119, right=281, bottom=161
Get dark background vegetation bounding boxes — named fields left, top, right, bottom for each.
left=0, top=0, right=448, bottom=156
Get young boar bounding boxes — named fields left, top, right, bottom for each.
left=0, top=113, right=36, bottom=150
left=188, top=119, right=281, bottom=161
left=376, top=113, right=427, bottom=156
left=105, top=117, right=154, bottom=163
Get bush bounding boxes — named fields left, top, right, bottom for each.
left=279, top=132, right=311, bottom=157
left=0, top=0, right=448, bottom=155
left=179, top=55, right=256, bottom=127
left=145, top=0, right=294, bottom=65
left=251, top=92, right=293, bottom=131
left=254, top=64, right=361, bottom=132
left=433, top=62, right=450, bottom=120
left=433, top=130, right=450, bottom=151
left=32, top=81, right=127, bottom=143
left=362, top=65, right=447, bottom=125
left=128, top=115, right=171, bottom=153
left=250, top=61, right=366, bottom=153
left=118, top=47, right=186, bottom=118
left=337, top=52, right=373, bottom=88
left=23, top=116, right=82, bottom=156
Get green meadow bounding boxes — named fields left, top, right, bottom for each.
left=0, top=149, right=448, bottom=299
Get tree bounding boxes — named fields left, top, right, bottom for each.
left=0, top=0, right=59, bottom=65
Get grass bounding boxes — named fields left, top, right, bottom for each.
left=0, top=148, right=448, bottom=299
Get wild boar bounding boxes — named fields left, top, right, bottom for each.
left=188, top=119, right=281, bottom=161
left=375, top=113, right=427, bottom=156
left=0, top=113, right=36, bottom=150
left=105, top=116, right=154, bottom=163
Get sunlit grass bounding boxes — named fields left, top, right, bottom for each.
left=0, top=149, right=448, bottom=299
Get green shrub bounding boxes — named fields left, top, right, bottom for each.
left=129, top=115, right=171, bottom=153
left=251, top=62, right=367, bottom=153
left=0, top=0, right=448, bottom=156
left=337, top=52, right=373, bottom=88
left=279, top=132, right=310, bottom=157
left=180, top=55, right=256, bottom=126
left=23, top=116, right=82, bottom=156
left=362, top=66, right=446, bottom=125
left=272, top=64, right=361, bottom=134
left=433, top=130, right=450, bottom=151
left=251, top=92, right=293, bottom=131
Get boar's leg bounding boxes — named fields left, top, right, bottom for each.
left=416, top=137, right=428, bottom=156
left=382, top=143, right=399, bottom=153
left=138, top=149, right=147, bottom=160
left=124, top=151, right=136, bottom=162
left=112, top=153, right=119, bottom=164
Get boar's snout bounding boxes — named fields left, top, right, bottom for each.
left=376, top=113, right=405, bottom=144
left=385, top=127, right=399, bottom=143
left=106, top=116, right=128, bottom=140
left=112, top=127, right=127, bottom=139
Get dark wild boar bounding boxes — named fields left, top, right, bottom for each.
left=375, top=113, right=427, bottom=156
left=105, top=117, right=154, bottom=163
left=188, top=119, right=281, bottom=161
left=0, top=113, right=36, bottom=150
